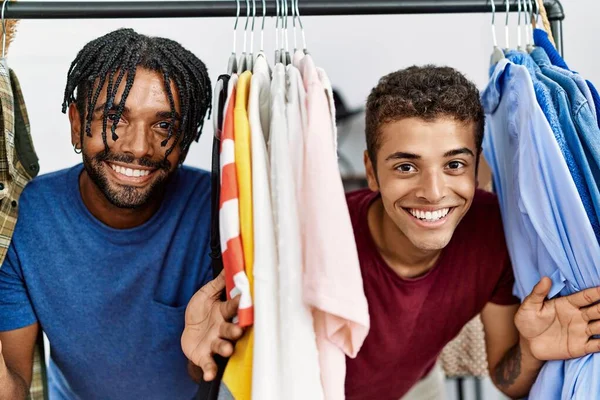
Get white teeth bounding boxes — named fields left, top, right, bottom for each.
left=110, top=164, right=151, bottom=178
left=409, top=208, right=451, bottom=222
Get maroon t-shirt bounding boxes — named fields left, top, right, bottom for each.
left=344, top=189, right=519, bottom=400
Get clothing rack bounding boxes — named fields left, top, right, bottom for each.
left=4, top=0, right=565, bottom=54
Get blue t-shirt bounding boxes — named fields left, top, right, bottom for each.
left=0, top=164, right=212, bottom=399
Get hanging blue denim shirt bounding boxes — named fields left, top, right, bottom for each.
left=484, top=59, right=600, bottom=400
left=502, top=50, right=600, bottom=240
left=534, top=28, right=600, bottom=125
left=531, top=49, right=600, bottom=232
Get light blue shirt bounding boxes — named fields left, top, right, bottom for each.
left=483, top=59, right=600, bottom=400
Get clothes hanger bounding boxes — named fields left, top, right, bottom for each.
left=526, top=0, right=536, bottom=52
left=516, top=0, right=523, bottom=51
left=227, top=0, right=240, bottom=75
left=295, top=0, right=308, bottom=54
left=292, top=0, right=298, bottom=52
left=275, top=0, right=281, bottom=64
left=246, top=0, right=255, bottom=71
left=504, top=0, right=511, bottom=51
left=258, top=0, right=266, bottom=59
left=283, top=0, right=291, bottom=65
left=238, top=0, right=250, bottom=73
left=490, top=0, right=505, bottom=64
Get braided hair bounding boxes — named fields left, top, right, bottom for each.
left=61, top=28, right=212, bottom=160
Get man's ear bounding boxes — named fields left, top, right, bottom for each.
left=364, top=150, right=379, bottom=192
left=68, top=103, right=83, bottom=151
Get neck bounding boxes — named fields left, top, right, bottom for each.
left=368, top=197, right=442, bottom=279
left=79, top=170, right=162, bottom=229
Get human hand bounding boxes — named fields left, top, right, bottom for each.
left=515, top=277, right=600, bottom=360
left=181, top=271, right=243, bottom=381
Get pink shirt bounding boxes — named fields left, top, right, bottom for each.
left=299, top=54, right=370, bottom=400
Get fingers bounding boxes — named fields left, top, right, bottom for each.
left=205, top=271, right=227, bottom=298
left=523, top=277, right=552, bottom=310
left=582, top=302, right=600, bottom=322
left=210, top=338, right=234, bottom=358
left=584, top=338, right=600, bottom=355
left=219, top=321, right=244, bottom=341
left=568, top=286, right=600, bottom=308
left=197, top=354, right=218, bottom=382
left=587, top=320, right=600, bottom=337
left=220, top=295, right=241, bottom=321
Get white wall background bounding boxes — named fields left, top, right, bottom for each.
left=10, top=0, right=595, bottom=398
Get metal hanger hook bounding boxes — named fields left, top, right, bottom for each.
left=260, top=0, right=265, bottom=51
left=295, top=0, right=307, bottom=50
left=233, top=0, right=240, bottom=54
left=1, top=0, right=8, bottom=59
left=243, top=0, right=249, bottom=53
left=504, top=0, right=510, bottom=49
left=250, top=0, right=256, bottom=53
left=490, top=0, right=498, bottom=47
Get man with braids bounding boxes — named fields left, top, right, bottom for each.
left=0, top=28, right=239, bottom=399
left=186, top=65, right=600, bottom=400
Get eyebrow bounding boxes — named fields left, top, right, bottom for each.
left=385, top=152, right=421, bottom=161
left=443, top=147, right=475, bottom=158
left=93, top=102, right=181, bottom=120
left=385, top=147, right=475, bottom=162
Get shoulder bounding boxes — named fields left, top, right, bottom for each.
left=168, top=165, right=211, bottom=207
left=346, top=188, right=377, bottom=224
left=20, top=166, right=78, bottom=206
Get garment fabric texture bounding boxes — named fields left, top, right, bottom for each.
left=501, top=50, right=600, bottom=240
left=0, top=64, right=39, bottom=266
left=221, top=71, right=255, bottom=400
left=218, top=74, right=253, bottom=326
left=344, top=189, right=517, bottom=400
left=483, top=59, right=600, bottom=400
left=298, top=53, right=370, bottom=400
left=533, top=28, right=600, bottom=126
left=196, top=74, right=231, bottom=400
left=248, top=54, right=282, bottom=400
left=531, top=48, right=600, bottom=242
left=270, top=61, right=325, bottom=400
left=0, top=164, right=212, bottom=400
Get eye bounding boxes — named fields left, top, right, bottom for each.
left=396, top=164, right=417, bottom=173
left=158, top=121, right=172, bottom=130
left=447, top=161, right=466, bottom=170
left=107, top=113, right=120, bottom=122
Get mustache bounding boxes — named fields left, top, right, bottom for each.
left=93, top=150, right=172, bottom=171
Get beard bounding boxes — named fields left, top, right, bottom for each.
left=82, top=149, right=173, bottom=209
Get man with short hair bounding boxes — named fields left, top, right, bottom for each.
left=0, top=28, right=218, bottom=399
left=184, top=65, right=600, bottom=399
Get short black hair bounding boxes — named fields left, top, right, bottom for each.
left=62, top=28, right=212, bottom=160
left=365, top=65, right=484, bottom=168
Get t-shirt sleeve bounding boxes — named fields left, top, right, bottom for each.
left=489, top=257, right=521, bottom=306
left=0, top=242, right=37, bottom=331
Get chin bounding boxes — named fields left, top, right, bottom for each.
left=408, top=234, right=453, bottom=251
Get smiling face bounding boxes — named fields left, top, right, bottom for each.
left=70, top=68, right=182, bottom=209
left=365, top=117, right=477, bottom=251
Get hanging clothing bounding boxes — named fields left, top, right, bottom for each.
left=0, top=64, right=39, bottom=266
left=344, top=189, right=517, bottom=400
left=502, top=50, right=600, bottom=240
left=531, top=49, right=600, bottom=237
left=298, top=54, right=370, bottom=400
left=483, top=59, right=600, bottom=400
left=218, top=74, right=253, bottom=326
left=248, top=54, right=281, bottom=400
left=270, top=62, right=324, bottom=400
left=534, top=28, right=600, bottom=126
left=222, top=71, right=254, bottom=400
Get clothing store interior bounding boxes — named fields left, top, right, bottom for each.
left=1, top=0, right=600, bottom=400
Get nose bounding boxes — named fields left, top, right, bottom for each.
left=415, top=169, right=446, bottom=203
left=116, top=122, right=154, bottom=160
